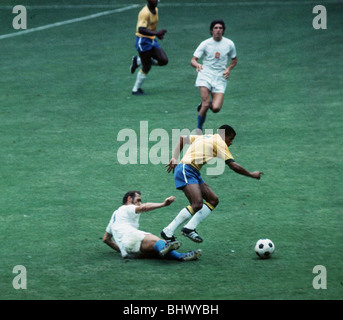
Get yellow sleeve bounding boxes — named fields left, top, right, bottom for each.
left=136, top=7, right=149, bottom=30
left=188, top=135, right=200, bottom=144
left=216, top=138, right=234, bottom=161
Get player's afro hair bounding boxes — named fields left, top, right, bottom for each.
left=218, top=125, right=236, bottom=138
left=210, top=19, right=226, bottom=35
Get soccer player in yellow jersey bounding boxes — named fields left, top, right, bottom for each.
left=161, top=125, right=263, bottom=243
left=130, top=0, right=168, bottom=95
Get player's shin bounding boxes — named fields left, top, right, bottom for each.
left=197, top=114, right=206, bottom=131
left=132, top=70, right=147, bottom=92
left=183, top=202, right=213, bottom=230
left=162, top=206, right=193, bottom=237
left=153, top=240, right=167, bottom=253
left=165, top=250, right=183, bottom=260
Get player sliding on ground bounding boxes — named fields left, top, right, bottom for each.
left=161, top=125, right=263, bottom=243
left=103, top=191, right=201, bottom=261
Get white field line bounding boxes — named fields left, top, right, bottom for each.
left=0, top=1, right=341, bottom=40
left=0, top=1, right=342, bottom=9
left=0, top=5, right=127, bottom=10
left=0, top=4, right=139, bottom=40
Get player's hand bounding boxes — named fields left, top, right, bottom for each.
left=164, top=196, right=176, bottom=206
left=223, top=69, right=231, bottom=79
left=165, top=158, right=177, bottom=173
left=196, top=63, right=203, bottom=72
left=156, top=29, right=167, bottom=40
left=252, top=171, right=264, bottom=180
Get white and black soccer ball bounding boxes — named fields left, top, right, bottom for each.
left=254, top=239, right=275, bottom=259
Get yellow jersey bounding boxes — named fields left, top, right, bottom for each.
left=180, top=134, right=234, bottom=171
left=136, top=5, right=159, bottom=40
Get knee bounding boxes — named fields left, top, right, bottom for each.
left=201, top=101, right=212, bottom=111
left=192, top=202, right=203, bottom=213
left=212, top=196, right=219, bottom=207
left=207, top=196, right=219, bottom=209
left=211, top=103, right=222, bottom=113
left=159, top=57, right=168, bottom=66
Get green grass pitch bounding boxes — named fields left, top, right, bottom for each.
left=0, top=0, right=342, bottom=301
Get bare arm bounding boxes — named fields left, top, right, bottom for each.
left=165, top=135, right=190, bottom=173
left=138, top=27, right=167, bottom=40
left=103, top=232, right=120, bottom=252
left=135, top=196, right=176, bottom=213
left=227, top=160, right=263, bottom=179
left=223, top=57, right=238, bottom=79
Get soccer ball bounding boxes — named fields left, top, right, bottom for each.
left=254, top=239, right=275, bottom=259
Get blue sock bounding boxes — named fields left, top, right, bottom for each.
left=154, top=240, right=183, bottom=260
left=197, top=115, right=206, bottom=131
left=166, top=250, right=183, bottom=260
left=153, top=240, right=166, bottom=254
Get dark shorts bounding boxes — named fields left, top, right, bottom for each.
left=135, top=36, right=161, bottom=53
left=174, top=164, right=205, bottom=190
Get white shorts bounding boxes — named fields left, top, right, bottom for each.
left=111, top=226, right=150, bottom=258
left=195, top=70, right=227, bottom=93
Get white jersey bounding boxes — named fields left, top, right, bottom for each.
left=106, top=204, right=139, bottom=232
left=106, top=204, right=149, bottom=258
left=193, top=36, right=236, bottom=77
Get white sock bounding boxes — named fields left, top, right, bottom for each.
left=132, top=70, right=146, bottom=92
left=184, top=203, right=212, bottom=230
left=163, top=207, right=192, bottom=237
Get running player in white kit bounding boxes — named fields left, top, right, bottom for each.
left=191, top=20, right=237, bottom=132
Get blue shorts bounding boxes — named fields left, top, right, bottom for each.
left=135, top=36, right=161, bottom=53
left=174, top=164, right=205, bottom=190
